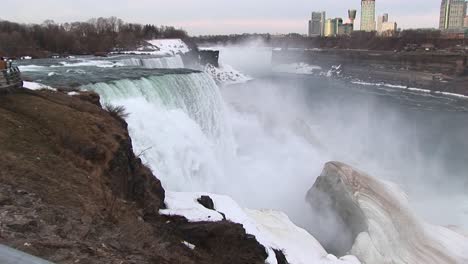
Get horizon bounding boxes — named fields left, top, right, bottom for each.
left=1, top=0, right=443, bottom=36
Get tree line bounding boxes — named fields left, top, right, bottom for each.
left=193, top=30, right=465, bottom=51
left=0, top=17, right=189, bottom=57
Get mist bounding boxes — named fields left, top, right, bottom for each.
left=212, top=42, right=468, bottom=245
left=87, top=41, right=468, bottom=255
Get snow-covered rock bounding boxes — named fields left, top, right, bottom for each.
left=160, top=191, right=360, bottom=264
left=307, top=161, right=468, bottom=264
left=146, top=39, right=190, bottom=54
left=204, top=64, right=252, bottom=85
left=122, top=39, right=190, bottom=56
left=23, top=81, right=56, bottom=91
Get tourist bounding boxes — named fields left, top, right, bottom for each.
left=0, top=57, right=6, bottom=70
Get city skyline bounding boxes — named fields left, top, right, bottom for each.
left=1, top=0, right=452, bottom=35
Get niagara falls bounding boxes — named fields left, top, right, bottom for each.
left=0, top=1, right=467, bottom=263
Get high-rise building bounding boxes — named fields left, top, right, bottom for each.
left=377, top=13, right=389, bottom=32
left=324, top=19, right=335, bottom=37
left=377, top=13, right=397, bottom=36
left=464, top=15, right=468, bottom=27
left=439, top=0, right=467, bottom=30
left=381, top=22, right=397, bottom=36
left=348, top=9, right=357, bottom=25
left=361, top=0, right=376, bottom=32
left=308, top=12, right=326, bottom=37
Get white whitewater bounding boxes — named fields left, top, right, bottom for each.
left=82, top=72, right=234, bottom=192
left=120, top=55, right=184, bottom=69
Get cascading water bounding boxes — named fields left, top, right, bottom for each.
left=83, top=70, right=325, bottom=231
left=120, top=55, right=184, bottom=69
left=83, top=72, right=235, bottom=192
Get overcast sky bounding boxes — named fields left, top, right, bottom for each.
left=2, top=0, right=442, bottom=35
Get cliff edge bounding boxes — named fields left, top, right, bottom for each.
left=0, top=89, right=267, bottom=264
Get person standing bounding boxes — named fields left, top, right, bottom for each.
left=0, top=57, right=7, bottom=70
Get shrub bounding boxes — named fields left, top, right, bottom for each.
left=104, top=104, right=129, bottom=120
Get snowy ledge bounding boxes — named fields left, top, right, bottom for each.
left=160, top=191, right=360, bottom=264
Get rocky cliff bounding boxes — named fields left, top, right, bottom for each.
left=0, top=88, right=267, bottom=264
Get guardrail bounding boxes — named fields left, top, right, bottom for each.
left=0, top=244, right=54, bottom=264
left=0, top=66, right=23, bottom=90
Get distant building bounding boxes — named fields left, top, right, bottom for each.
left=381, top=22, right=398, bottom=36
left=309, top=12, right=326, bottom=37
left=339, top=23, right=355, bottom=36
left=464, top=16, right=468, bottom=28
left=324, top=18, right=339, bottom=37
left=377, top=14, right=397, bottom=36
left=348, top=9, right=357, bottom=25
left=377, top=13, right=389, bottom=32
left=439, top=0, right=467, bottom=30
left=323, top=17, right=353, bottom=37
left=361, top=0, right=376, bottom=32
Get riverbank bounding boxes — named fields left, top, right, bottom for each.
left=272, top=49, right=468, bottom=96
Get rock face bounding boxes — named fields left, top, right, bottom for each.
left=0, top=89, right=268, bottom=264
left=307, top=161, right=468, bottom=264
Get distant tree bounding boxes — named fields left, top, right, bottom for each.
left=0, top=17, right=190, bottom=57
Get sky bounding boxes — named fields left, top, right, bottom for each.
left=2, top=0, right=443, bottom=35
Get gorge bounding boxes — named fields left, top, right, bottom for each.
left=2, top=40, right=468, bottom=263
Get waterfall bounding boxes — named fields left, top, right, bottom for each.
left=82, top=72, right=234, bottom=192
left=120, top=55, right=184, bottom=69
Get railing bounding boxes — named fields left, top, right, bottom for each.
left=0, top=66, right=23, bottom=90
left=0, top=244, right=54, bottom=264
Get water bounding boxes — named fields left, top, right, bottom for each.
left=18, top=54, right=468, bottom=235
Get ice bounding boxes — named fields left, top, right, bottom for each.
left=146, top=39, right=190, bottom=55
left=159, top=192, right=224, bottom=222
left=204, top=63, right=252, bottom=85
left=314, top=162, right=468, bottom=264
left=182, top=241, right=196, bottom=250
left=160, top=191, right=360, bottom=264
left=23, top=81, right=56, bottom=91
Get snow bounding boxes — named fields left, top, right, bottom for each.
left=204, top=64, right=252, bottom=85
left=23, top=81, right=57, bottom=91
left=119, top=39, right=190, bottom=56
left=246, top=209, right=361, bottom=264
left=182, top=241, right=196, bottom=250
left=147, top=39, right=190, bottom=54
left=351, top=81, right=468, bottom=100
left=272, top=63, right=322, bottom=75
left=160, top=191, right=360, bottom=264
left=434, top=91, right=468, bottom=99
left=18, top=65, right=47, bottom=72
left=160, top=192, right=224, bottom=222
left=67, top=91, right=79, bottom=96
left=51, top=60, right=124, bottom=68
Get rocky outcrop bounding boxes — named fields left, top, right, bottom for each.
left=307, top=161, right=468, bottom=264
left=181, top=50, right=220, bottom=68
left=0, top=89, right=268, bottom=264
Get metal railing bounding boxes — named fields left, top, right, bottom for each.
left=0, top=244, right=54, bottom=264
left=0, top=66, right=23, bottom=89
